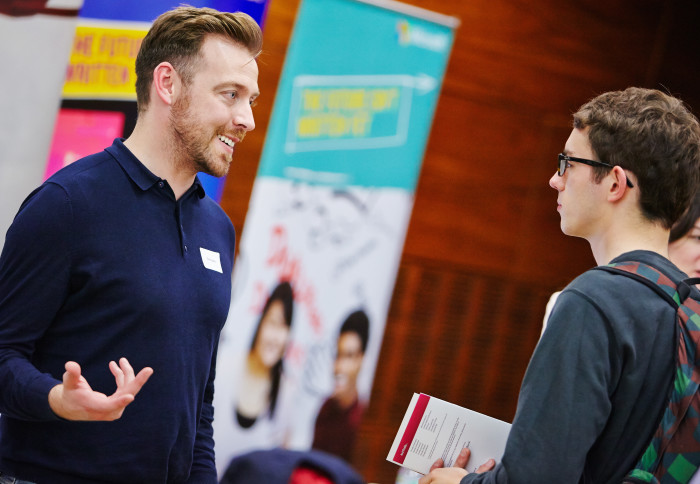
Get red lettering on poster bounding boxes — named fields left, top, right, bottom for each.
left=266, top=225, right=322, bottom=336
left=73, top=34, right=93, bottom=57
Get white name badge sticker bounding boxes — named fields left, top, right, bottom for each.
left=199, top=248, right=223, bottom=273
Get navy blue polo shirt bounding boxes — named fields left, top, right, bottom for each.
left=0, top=138, right=235, bottom=483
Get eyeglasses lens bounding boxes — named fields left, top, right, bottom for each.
left=558, top=155, right=566, bottom=176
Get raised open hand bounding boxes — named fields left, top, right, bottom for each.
left=48, top=358, right=153, bottom=421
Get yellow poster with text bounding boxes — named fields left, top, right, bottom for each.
left=62, top=22, right=149, bottom=100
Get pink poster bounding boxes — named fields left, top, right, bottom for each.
left=44, top=108, right=125, bottom=180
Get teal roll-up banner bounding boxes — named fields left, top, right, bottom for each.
left=258, top=0, right=456, bottom=189
left=214, top=0, right=457, bottom=477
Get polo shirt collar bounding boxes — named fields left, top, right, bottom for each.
left=106, top=138, right=206, bottom=199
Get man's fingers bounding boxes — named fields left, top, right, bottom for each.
left=428, top=458, right=444, bottom=473
left=130, top=367, right=154, bottom=395
left=62, top=361, right=82, bottom=389
left=110, top=358, right=153, bottom=396
left=109, top=360, right=124, bottom=387
left=455, top=448, right=470, bottom=469
left=119, top=357, right=135, bottom=379
left=65, top=360, right=81, bottom=375
left=476, top=459, right=496, bottom=474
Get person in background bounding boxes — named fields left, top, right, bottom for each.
left=669, top=193, right=700, bottom=278
left=420, top=87, right=700, bottom=483
left=312, top=309, right=370, bottom=462
left=234, top=281, right=295, bottom=430
left=0, top=6, right=261, bottom=483
left=215, top=281, right=295, bottom=476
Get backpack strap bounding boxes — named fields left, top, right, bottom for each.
left=594, top=262, right=681, bottom=309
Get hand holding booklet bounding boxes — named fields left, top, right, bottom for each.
left=387, top=393, right=511, bottom=475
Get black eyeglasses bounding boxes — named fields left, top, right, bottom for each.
left=557, top=153, right=634, bottom=188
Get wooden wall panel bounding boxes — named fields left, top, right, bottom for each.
left=218, top=0, right=700, bottom=482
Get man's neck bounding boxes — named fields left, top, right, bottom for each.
left=333, top=386, right=359, bottom=409
left=124, top=117, right=197, bottom=200
left=588, top=221, right=670, bottom=266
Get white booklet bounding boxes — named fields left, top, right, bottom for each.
left=387, top=393, right=511, bottom=475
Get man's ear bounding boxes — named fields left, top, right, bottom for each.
left=152, top=62, right=179, bottom=106
left=608, top=165, right=632, bottom=202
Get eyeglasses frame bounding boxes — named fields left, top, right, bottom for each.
left=557, top=153, right=634, bottom=188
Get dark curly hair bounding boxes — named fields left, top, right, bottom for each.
left=339, top=309, right=370, bottom=354
left=573, top=87, right=700, bottom=229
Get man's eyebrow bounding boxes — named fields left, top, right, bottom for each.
left=213, top=81, right=260, bottom=97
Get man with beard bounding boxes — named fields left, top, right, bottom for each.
left=0, top=6, right=261, bottom=483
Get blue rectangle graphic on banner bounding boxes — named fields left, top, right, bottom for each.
left=79, top=0, right=268, bottom=25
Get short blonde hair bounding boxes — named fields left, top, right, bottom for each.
left=134, top=6, right=262, bottom=113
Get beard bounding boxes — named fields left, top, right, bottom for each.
left=169, top=92, right=238, bottom=178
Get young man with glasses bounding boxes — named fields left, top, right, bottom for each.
left=420, top=87, right=700, bottom=484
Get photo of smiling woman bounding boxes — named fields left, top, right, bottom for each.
left=214, top=281, right=295, bottom=475
left=235, top=281, right=294, bottom=429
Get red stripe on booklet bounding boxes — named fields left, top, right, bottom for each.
left=393, top=393, right=431, bottom=464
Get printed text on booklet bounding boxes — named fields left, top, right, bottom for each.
left=387, top=393, right=511, bottom=474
